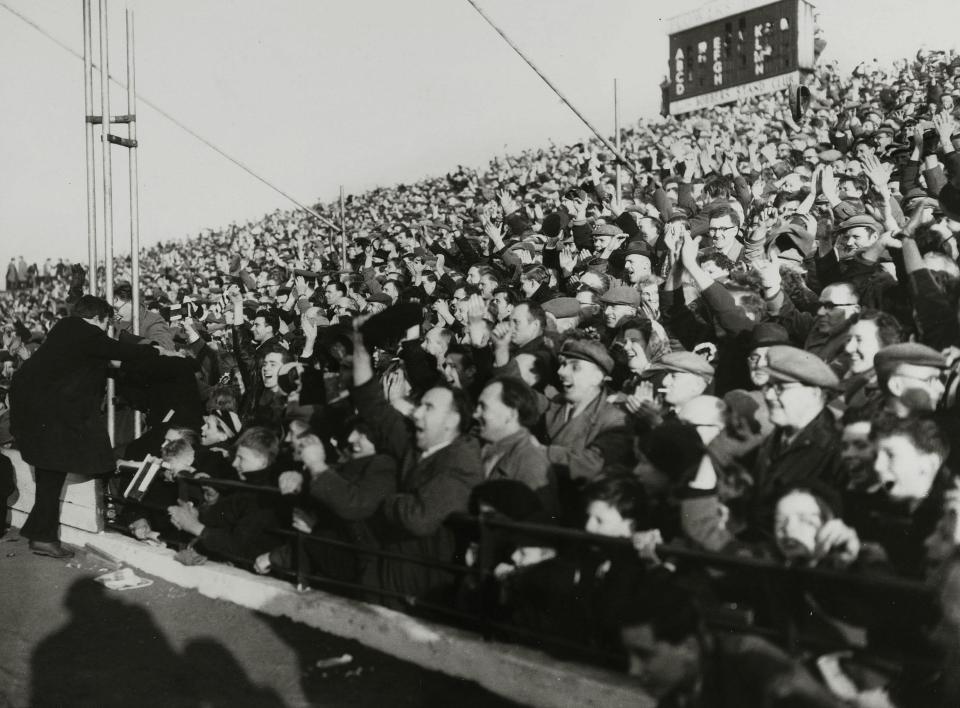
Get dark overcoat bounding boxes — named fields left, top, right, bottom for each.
left=10, top=317, right=158, bottom=476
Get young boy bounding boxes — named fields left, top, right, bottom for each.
left=168, top=426, right=281, bottom=562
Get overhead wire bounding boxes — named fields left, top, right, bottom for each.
left=464, top=0, right=637, bottom=175
left=0, top=0, right=340, bottom=231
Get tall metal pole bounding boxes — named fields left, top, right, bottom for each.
left=614, top=79, right=622, bottom=203
left=98, top=0, right=115, bottom=443
left=126, top=8, right=142, bottom=438
left=339, top=186, right=346, bottom=269
left=82, top=0, right=97, bottom=295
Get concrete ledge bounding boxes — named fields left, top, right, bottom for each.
left=50, top=527, right=653, bottom=708
left=3, top=448, right=103, bottom=534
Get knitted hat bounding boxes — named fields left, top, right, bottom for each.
left=211, top=410, right=242, bottom=439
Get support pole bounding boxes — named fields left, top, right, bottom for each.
left=614, top=79, right=622, bottom=202
left=2, top=0, right=338, bottom=232
left=98, top=0, right=115, bottom=444
left=82, top=0, right=97, bottom=295
left=465, top=0, right=637, bottom=175
left=126, top=8, right=142, bottom=438
left=339, top=186, right=346, bottom=269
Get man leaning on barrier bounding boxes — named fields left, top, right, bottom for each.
left=10, top=295, right=175, bottom=558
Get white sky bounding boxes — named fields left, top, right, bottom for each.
left=1, top=0, right=958, bottom=266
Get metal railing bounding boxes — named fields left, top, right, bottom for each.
left=104, top=468, right=938, bottom=672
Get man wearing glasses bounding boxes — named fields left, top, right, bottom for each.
left=750, top=345, right=844, bottom=533
left=767, top=276, right=861, bottom=360
left=706, top=205, right=743, bottom=263
left=875, top=343, right=948, bottom=417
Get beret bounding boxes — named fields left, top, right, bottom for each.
left=559, top=339, right=614, bottom=375
left=874, top=343, right=947, bottom=376
left=543, top=297, right=581, bottom=320
left=647, top=351, right=715, bottom=380
left=591, top=223, right=623, bottom=237
left=836, top=214, right=882, bottom=232
left=750, top=322, right=790, bottom=349
left=600, top=286, right=641, bottom=307
left=764, top=345, right=840, bottom=389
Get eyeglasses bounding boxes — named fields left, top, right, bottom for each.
left=762, top=382, right=806, bottom=396
left=818, top=301, right=858, bottom=310
left=895, top=372, right=944, bottom=387
left=707, top=225, right=737, bottom=235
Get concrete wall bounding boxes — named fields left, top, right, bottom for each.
left=2, top=447, right=103, bottom=534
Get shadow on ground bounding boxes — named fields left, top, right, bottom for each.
left=30, top=577, right=285, bottom=708
left=260, top=610, right=521, bottom=708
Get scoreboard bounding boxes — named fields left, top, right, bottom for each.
left=666, top=0, right=816, bottom=115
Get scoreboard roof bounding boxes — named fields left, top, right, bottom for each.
left=666, top=0, right=805, bottom=34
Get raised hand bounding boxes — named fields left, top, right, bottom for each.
left=663, top=221, right=688, bottom=256
left=301, top=314, right=318, bottom=342
left=497, top=189, right=520, bottom=216
left=292, top=507, right=318, bottom=534
left=481, top=214, right=506, bottom=248
left=678, top=234, right=702, bottom=271
left=559, top=245, right=579, bottom=275
left=491, top=322, right=512, bottom=352
left=278, top=470, right=304, bottom=495
left=820, top=164, right=840, bottom=204
left=934, top=111, right=958, bottom=148
left=861, top=151, right=893, bottom=191
left=754, top=256, right=782, bottom=294
left=463, top=294, right=488, bottom=325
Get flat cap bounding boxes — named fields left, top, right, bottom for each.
left=366, top=292, right=393, bottom=305
left=543, top=297, right=581, bottom=319
left=559, top=339, right=614, bottom=375
left=623, top=241, right=653, bottom=258
left=769, top=222, right=815, bottom=257
left=591, top=223, right=623, bottom=237
left=764, top=345, right=840, bottom=388
left=817, top=149, right=843, bottom=163
left=647, top=351, right=715, bottom=380
left=874, top=343, right=947, bottom=376
left=836, top=214, right=882, bottom=232
left=599, top=286, right=641, bottom=307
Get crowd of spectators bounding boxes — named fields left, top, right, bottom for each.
left=5, top=47, right=960, bottom=707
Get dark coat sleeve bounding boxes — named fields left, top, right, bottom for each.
left=909, top=269, right=960, bottom=350
left=82, top=327, right=160, bottom=363
left=701, top=282, right=756, bottom=336
left=198, top=493, right=277, bottom=561
left=310, top=456, right=397, bottom=521
left=351, top=378, right=415, bottom=471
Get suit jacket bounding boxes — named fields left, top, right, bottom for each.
left=352, top=378, right=484, bottom=599
left=541, top=392, right=628, bottom=482
left=117, top=307, right=175, bottom=351
left=10, top=317, right=158, bottom=476
left=481, top=428, right=559, bottom=518
left=750, top=408, right=845, bottom=533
